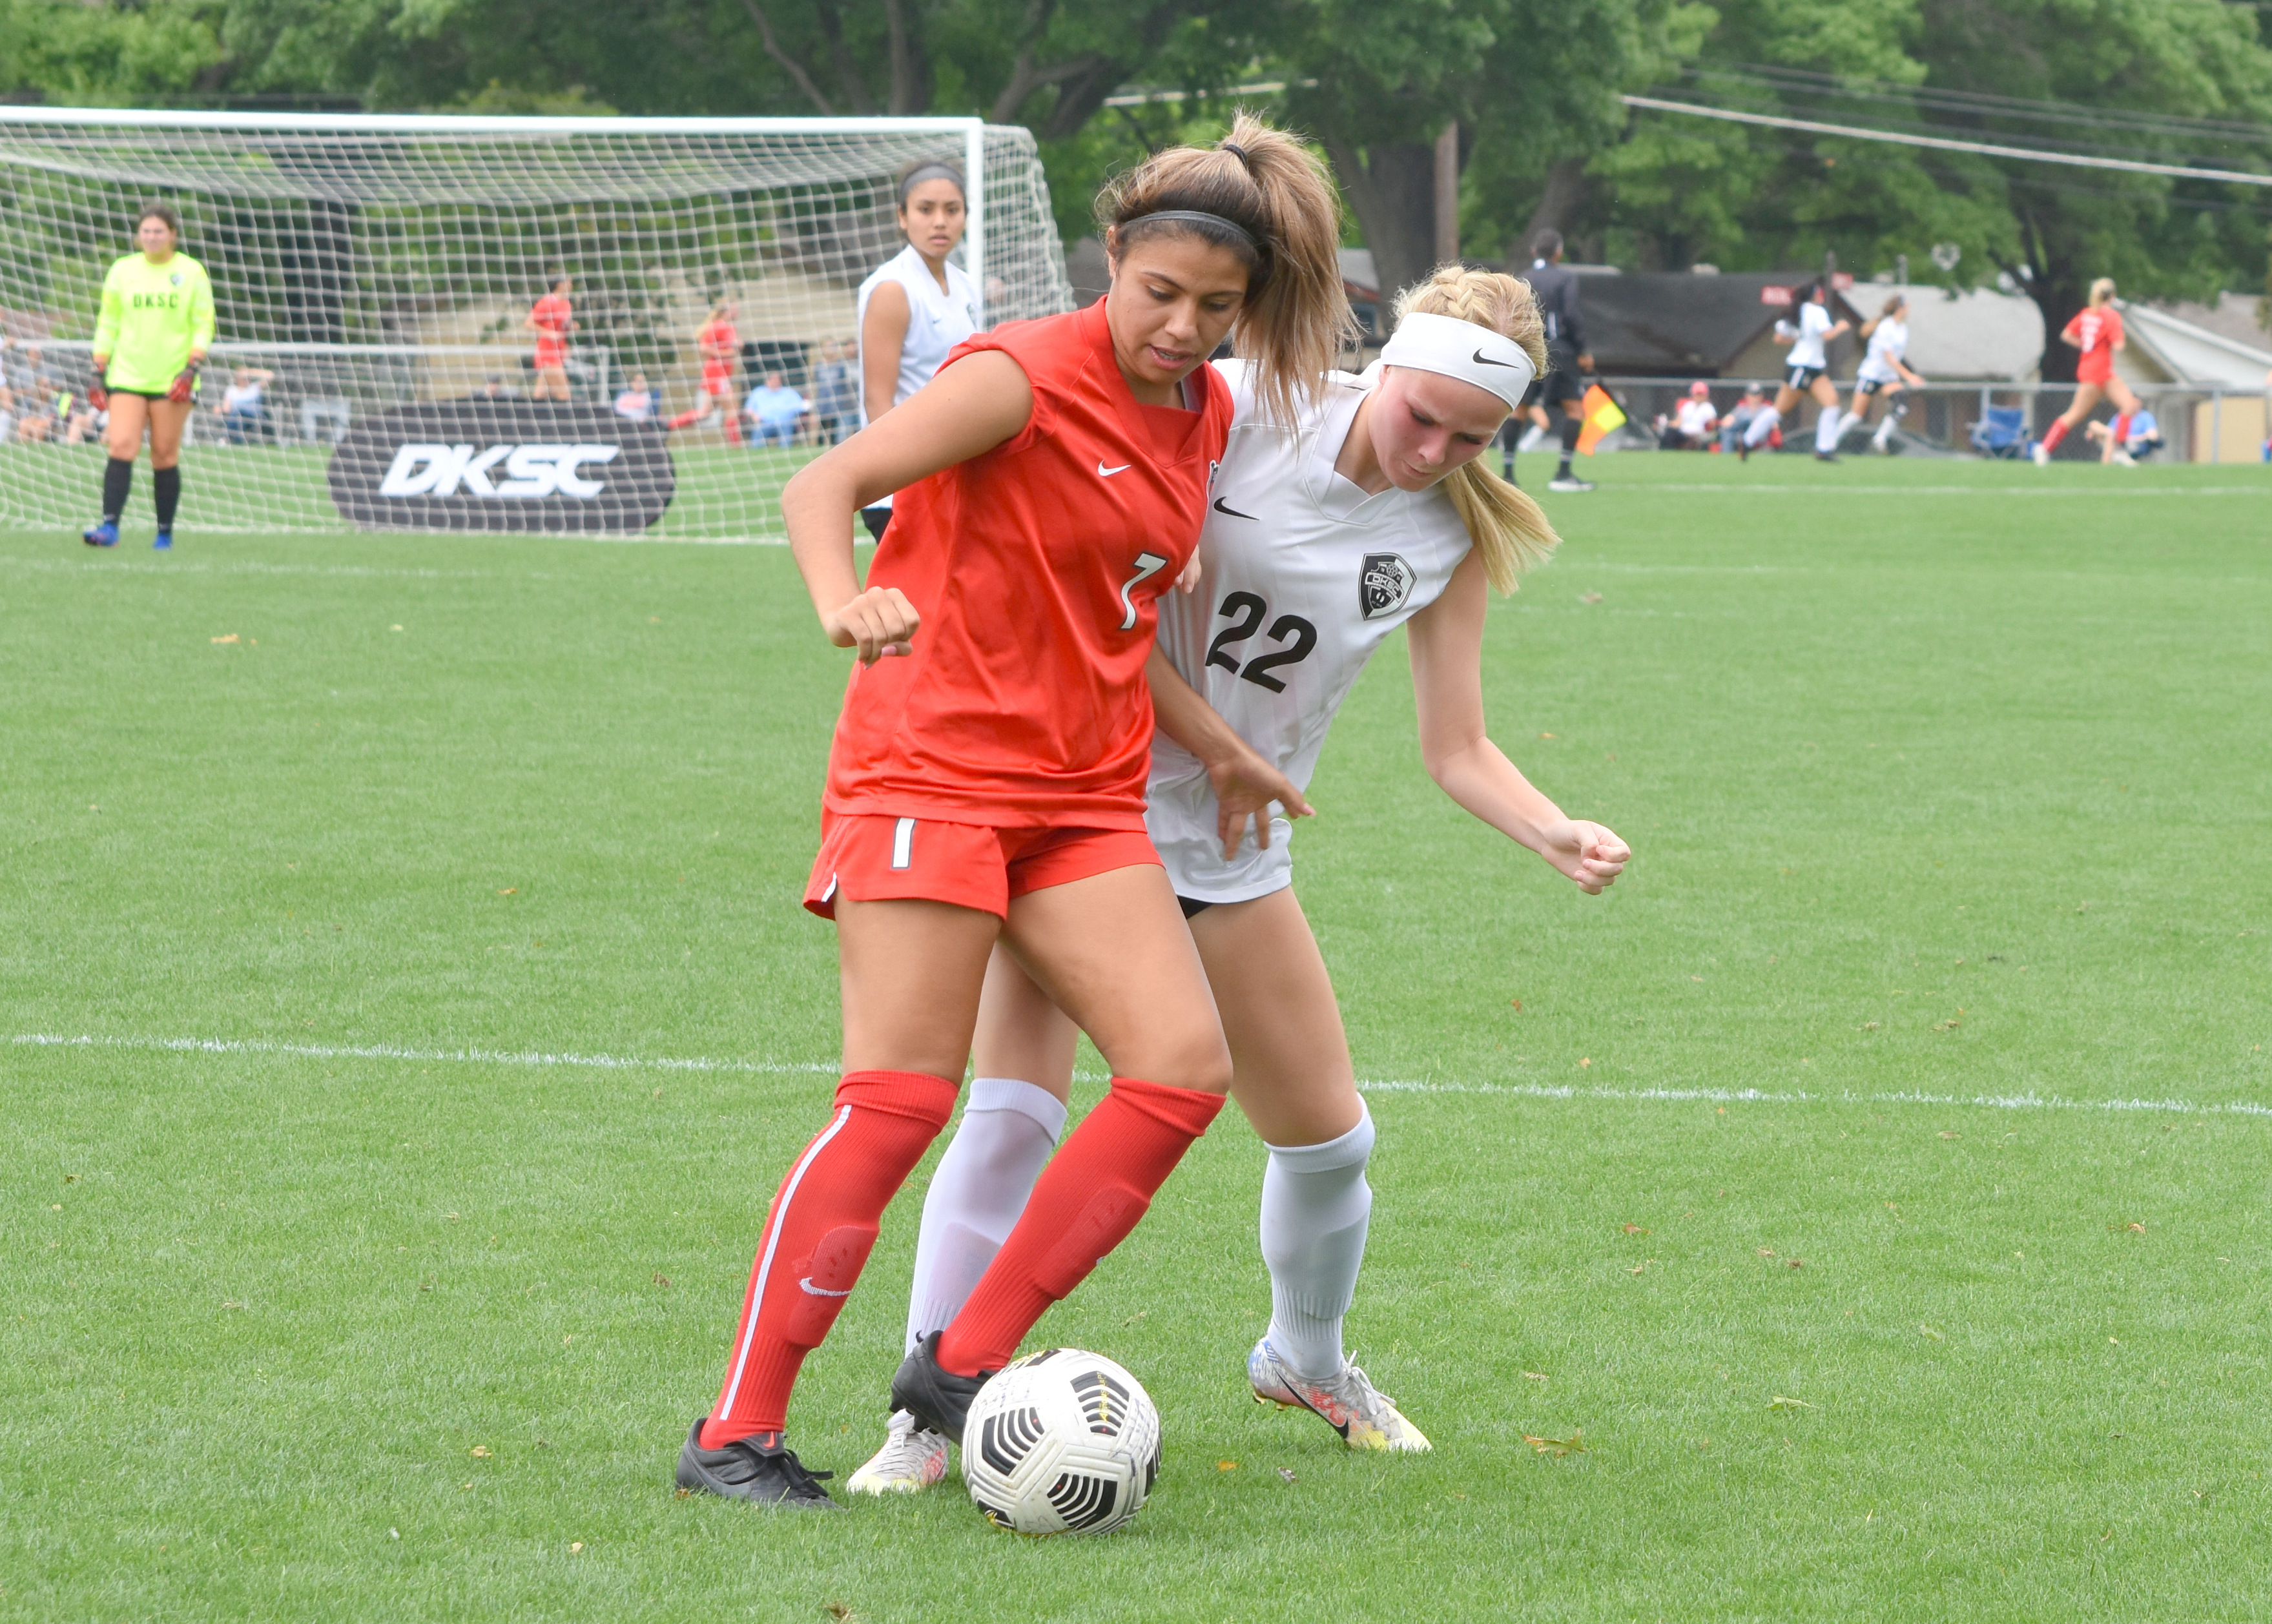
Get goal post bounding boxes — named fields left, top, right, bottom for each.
left=0, top=108, right=1071, bottom=542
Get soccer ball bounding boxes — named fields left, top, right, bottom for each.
left=963, top=1348, right=1161, bottom=1536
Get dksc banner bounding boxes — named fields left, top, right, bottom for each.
left=327, top=401, right=675, bottom=533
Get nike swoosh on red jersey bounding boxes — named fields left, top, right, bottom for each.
left=1097, top=460, right=1131, bottom=476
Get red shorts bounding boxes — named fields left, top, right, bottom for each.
left=2076, top=355, right=2113, bottom=387
left=803, top=811, right=1161, bottom=920
left=534, top=341, right=569, bottom=370
left=701, top=364, right=734, bottom=395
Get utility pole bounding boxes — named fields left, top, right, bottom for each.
left=1434, top=122, right=1460, bottom=267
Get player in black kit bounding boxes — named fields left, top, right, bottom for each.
left=1522, top=230, right=1595, bottom=493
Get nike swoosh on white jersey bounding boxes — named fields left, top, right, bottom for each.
left=1097, top=460, right=1131, bottom=477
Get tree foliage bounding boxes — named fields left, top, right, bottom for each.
left=6, top=0, right=2272, bottom=346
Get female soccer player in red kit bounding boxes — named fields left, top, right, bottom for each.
left=2033, top=278, right=2142, bottom=465
left=675, top=115, right=1351, bottom=1509
left=524, top=272, right=576, bottom=401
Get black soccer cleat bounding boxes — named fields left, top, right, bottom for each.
left=889, top=1331, right=995, bottom=1447
left=674, top=1419, right=843, bottom=1510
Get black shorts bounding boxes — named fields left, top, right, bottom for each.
left=1177, top=894, right=1212, bottom=919
left=1784, top=365, right=1824, bottom=391
left=105, top=387, right=169, bottom=401
left=1522, top=344, right=1584, bottom=409
left=1854, top=376, right=1902, bottom=398
left=860, top=505, right=891, bottom=543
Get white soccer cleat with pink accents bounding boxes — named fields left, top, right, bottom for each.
left=1247, top=1336, right=1431, bottom=1452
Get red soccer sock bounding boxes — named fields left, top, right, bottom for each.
left=2040, top=418, right=2070, bottom=454
left=935, top=1076, right=1226, bottom=1377
left=701, top=1069, right=957, bottom=1446
left=2109, top=413, right=2132, bottom=450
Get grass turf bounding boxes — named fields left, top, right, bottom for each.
left=3, top=453, right=2269, bottom=1620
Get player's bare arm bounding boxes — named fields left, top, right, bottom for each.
left=1142, top=645, right=1314, bottom=859
left=783, top=349, right=1033, bottom=662
left=860, top=279, right=913, bottom=419
left=1405, top=550, right=1629, bottom=894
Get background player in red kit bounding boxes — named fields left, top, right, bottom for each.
left=524, top=272, right=576, bottom=400
left=2034, top=278, right=2141, bottom=465
left=676, top=114, right=1352, bottom=1509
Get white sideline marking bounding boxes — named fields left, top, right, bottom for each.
left=1608, top=484, right=2269, bottom=499
left=9, top=1032, right=834, bottom=1076
left=1358, top=1078, right=2272, bottom=1118
left=13, top=1033, right=2266, bottom=1120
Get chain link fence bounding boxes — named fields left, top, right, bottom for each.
left=1591, top=378, right=2272, bottom=463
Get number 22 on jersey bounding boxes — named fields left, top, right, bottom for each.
left=1205, top=591, right=1317, bottom=694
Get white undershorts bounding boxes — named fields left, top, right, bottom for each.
left=1144, top=766, right=1297, bottom=906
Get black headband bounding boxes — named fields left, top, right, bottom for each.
left=897, top=163, right=965, bottom=205
left=1122, top=208, right=1263, bottom=260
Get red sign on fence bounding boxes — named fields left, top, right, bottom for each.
left=1760, top=285, right=1793, bottom=306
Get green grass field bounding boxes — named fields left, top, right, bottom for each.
left=4, top=455, right=2269, bottom=1621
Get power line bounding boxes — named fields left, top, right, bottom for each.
left=1622, top=95, right=2272, bottom=186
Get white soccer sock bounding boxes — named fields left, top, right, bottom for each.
left=904, top=1076, right=1067, bottom=1355
left=1259, top=1103, right=1376, bottom=1382
left=1743, top=406, right=1781, bottom=447
left=1816, top=406, right=1844, bottom=454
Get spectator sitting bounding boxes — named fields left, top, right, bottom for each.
left=1719, top=383, right=1780, bottom=455
left=2084, top=409, right=2163, bottom=462
left=14, top=374, right=56, bottom=442
left=810, top=340, right=858, bottom=445
left=1656, top=380, right=1719, bottom=449
left=471, top=375, right=519, bottom=402
left=0, top=380, right=14, bottom=444
left=614, top=371, right=656, bottom=421
left=216, top=365, right=275, bottom=444
left=743, top=371, right=810, bottom=446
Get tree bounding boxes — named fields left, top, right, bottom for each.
left=1270, top=0, right=1695, bottom=297
left=1564, top=0, right=2272, bottom=376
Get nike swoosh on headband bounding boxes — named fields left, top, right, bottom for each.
left=1472, top=349, right=1521, bottom=367
left=1212, top=497, right=1258, bottom=520
left=1098, top=460, right=1131, bottom=476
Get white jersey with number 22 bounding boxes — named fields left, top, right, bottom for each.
left=1149, top=360, right=1473, bottom=903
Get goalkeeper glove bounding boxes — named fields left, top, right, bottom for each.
left=86, top=367, right=108, bottom=411
left=167, top=366, right=199, bottom=405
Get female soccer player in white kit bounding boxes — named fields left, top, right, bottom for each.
left=849, top=266, right=1632, bottom=1493
left=1739, top=282, right=1850, bottom=462
left=1840, top=294, right=1926, bottom=453
left=853, top=160, right=980, bottom=541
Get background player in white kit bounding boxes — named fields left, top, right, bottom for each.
left=1739, top=282, right=1850, bottom=462
left=1839, top=294, right=1925, bottom=454
left=847, top=267, right=1633, bottom=1494
left=853, top=159, right=979, bottom=541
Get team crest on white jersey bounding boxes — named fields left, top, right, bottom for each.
left=1359, top=553, right=1417, bottom=621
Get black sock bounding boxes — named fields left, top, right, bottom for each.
left=154, top=466, right=180, bottom=529
left=101, top=457, right=133, bottom=523
left=1557, top=414, right=1580, bottom=477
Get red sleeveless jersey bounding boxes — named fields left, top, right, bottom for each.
left=823, top=298, right=1232, bottom=829
left=2063, top=306, right=2122, bottom=384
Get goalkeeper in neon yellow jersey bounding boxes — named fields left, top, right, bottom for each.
left=83, top=201, right=213, bottom=550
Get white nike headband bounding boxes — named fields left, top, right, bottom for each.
left=1376, top=311, right=1537, bottom=409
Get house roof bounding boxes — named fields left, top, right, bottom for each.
left=2121, top=300, right=2272, bottom=388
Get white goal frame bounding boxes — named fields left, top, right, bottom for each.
left=0, top=108, right=1071, bottom=542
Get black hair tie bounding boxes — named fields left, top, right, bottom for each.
left=1221, top=141, right=1252, bottom=167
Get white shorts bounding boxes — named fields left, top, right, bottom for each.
left=1144, top=766, right=1296, bottom=907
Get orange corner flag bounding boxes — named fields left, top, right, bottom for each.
left=1576, top=384, right=1627, bottom=455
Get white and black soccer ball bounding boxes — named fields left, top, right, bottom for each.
left=963, top=1348, right=1161, bottom=1536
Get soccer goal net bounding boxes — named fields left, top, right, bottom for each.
left=0, top=110, right=1071, bottom=542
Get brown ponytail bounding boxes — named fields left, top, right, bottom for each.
left=1096, top=110, right=1353, bottom=426
left=1390, top=265, right=1560, bottom=594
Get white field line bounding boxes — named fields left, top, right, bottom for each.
left=8, top=1032, right=833, bottom=1076
left=12, top=1032, right=2266, bottom=1120
left=1600, top=483, right=2270, bottom=498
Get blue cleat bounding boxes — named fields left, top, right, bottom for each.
left=152, top=529, right=173, bottom=551
left=82, top=520, right=118, bottom=548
